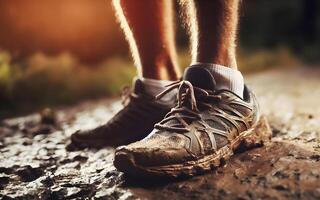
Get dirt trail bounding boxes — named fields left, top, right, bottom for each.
left=0, top=67, right=319, bottom=200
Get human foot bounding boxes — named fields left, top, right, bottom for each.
left=69, top=78, right=176, bottom=149
left=114, top=66, right=271, bottom=178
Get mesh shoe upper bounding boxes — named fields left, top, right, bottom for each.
left=115, top=67, right=259, bottom=167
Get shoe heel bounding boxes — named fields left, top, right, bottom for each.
left=235, top=115, right=272, bottom=153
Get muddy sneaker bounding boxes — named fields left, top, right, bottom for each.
left=69, top=78, right=176, bottom=149
left=114, top=66, right=271, bottom=178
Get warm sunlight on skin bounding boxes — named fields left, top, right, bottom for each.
left=112, top=0, right=143, bottom=76
left=179, top=0, right=198, bottom=64
left=112, top=0, right=180, bottom=80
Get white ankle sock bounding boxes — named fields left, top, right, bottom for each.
left=193, top=63, right=244, bottom=98
left=140, top=77, right=176, bottom=98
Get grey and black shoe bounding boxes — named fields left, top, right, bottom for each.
left=114, top=66, right=271, bottom=178
left=69, top=78, right=176, bottom=149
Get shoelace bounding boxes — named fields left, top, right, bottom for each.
left=154, top=80, right=222, bottom=132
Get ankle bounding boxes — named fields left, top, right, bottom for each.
left=141, top=54, right=180, bottom=80
left=195, top=49, right=238, bottom=70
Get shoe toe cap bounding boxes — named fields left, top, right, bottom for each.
left=114, top=141, right=193, bottom=173
left=70, top=129, right=109, bottom=148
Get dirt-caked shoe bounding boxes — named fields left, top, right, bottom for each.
left=114, top=66, right=271, bottom=178
left=69, top=78, right=176, bottom=149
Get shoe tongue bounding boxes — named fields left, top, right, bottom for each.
left=132, top=77, right=145, bottom=94
left=183, top=66, right=216, bottom=91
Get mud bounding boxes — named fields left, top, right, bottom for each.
left=0, top=67, right=320, bottom=200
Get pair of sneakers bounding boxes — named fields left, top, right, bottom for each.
left=71, top=66, right=271, bottom=178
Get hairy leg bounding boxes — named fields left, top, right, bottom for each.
left=113, top=0, right=180, bottom=80
left=180, top=0, right=240, bottom=69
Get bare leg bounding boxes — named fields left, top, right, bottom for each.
left=180, top=0, right=240, bottom=69
left=113, top=0, right=180, bottom=80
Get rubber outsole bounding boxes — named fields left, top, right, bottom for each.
left=114, top=115, right=272, bottom=178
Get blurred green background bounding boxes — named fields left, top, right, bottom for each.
left=0, top=0, right=319, bottom=118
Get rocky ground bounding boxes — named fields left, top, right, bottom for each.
left=0, top=67, right=319, bottom=200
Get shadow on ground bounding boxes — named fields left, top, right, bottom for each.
left=0, top=67, right=319, bottom=199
